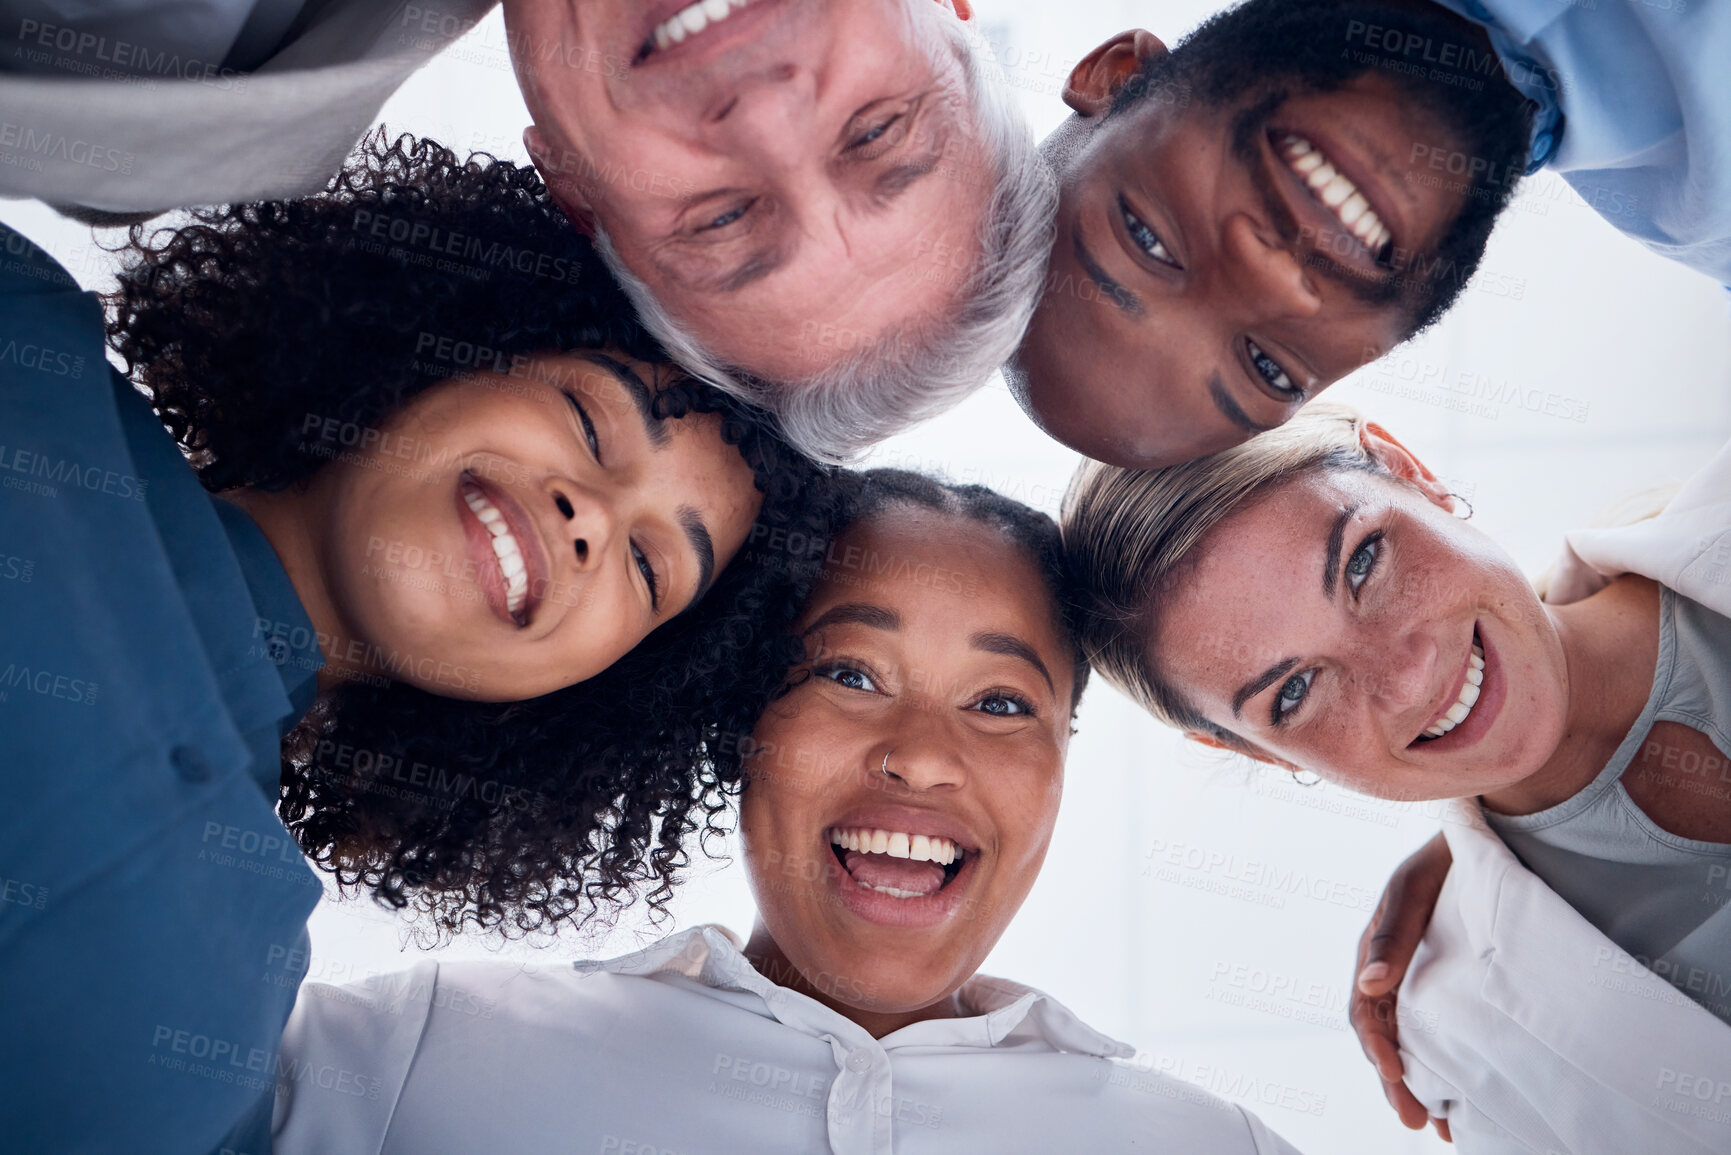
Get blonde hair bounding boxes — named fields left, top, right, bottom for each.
left=1059, top=403, right=1381, bottom=741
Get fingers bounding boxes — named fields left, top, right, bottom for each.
left=1351, top=832, right=1454, bottom=1129
left=1358, top=832, right=1452, bottom=995
left=1433, top=1116, right=1454, bottom=1143
left=1380, top=1070, right=1431, bottom=1131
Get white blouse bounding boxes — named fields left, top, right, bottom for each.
left=272, top=925, right=1302, bottom=1155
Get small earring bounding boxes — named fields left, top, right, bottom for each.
left=1449, top=493, right=1474, bottom=521
left=1292, top=769, right=1323, bottom=788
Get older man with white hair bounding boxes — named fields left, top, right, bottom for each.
left=0, top=0, right=1052, bottom=460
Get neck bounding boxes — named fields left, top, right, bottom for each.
left=1480, top=576, right=1661, bottom=816
left=741, top=920, right=965, bottom=1040
left=217, top=482, right=353, bottom=695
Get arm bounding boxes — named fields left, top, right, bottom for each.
left=1349, top=832, right=1453, bottom=1140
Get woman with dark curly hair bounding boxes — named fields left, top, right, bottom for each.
left=0, top=132, right=839, bottom=1155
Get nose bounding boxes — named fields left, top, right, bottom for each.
left=873, top=709, right=969, bottom=794
left=547, top=483, right=616, bottom=570
left=1220, top=213, right=1323, bottom=319
left=1350, top=627, right=1438, bottom=718
left=703, top=62, right=816, bottom=173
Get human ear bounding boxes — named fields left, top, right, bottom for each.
left=1359, top=422, right=1456, bottom=514
left=1064, top=30, right=1169, bottom=116
left=1183, top=730, right=1303, bottom=774
left=524, top=126, right=598, bottom=238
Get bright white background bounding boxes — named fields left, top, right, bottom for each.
left=5, top=3, right=1729, bottom=1151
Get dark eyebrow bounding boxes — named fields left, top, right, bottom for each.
left=574, top=353, right=670, bottom=449
left=1232, top=656, right=1299, bottom=719
left=1071, top=223, right=1144, bottom=317
left=1208, top=373, right=1279, bottom=437
left=1321, top=504, right=1359, bottom=599
left=802, top=603, right=902, bottom=635
left=971, top=631, right=1054, bottom=695
left=680, top=505, right=716, bottom=605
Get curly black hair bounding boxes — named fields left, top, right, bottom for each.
left=105, top=130, right=847, bottom=939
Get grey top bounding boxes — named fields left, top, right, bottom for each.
left=1487, top=587, right=1731, bottom=1025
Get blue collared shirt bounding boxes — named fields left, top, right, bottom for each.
left=0, top=222, right=325, bottom=1154
left=1437, top=0, right=1731, bottom=285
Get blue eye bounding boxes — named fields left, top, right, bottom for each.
left=974, top=692, right=1032, bottom=717
left=700, top=201, right=753, bottom=231
left=818, top=664, right=878, bottom=693
left=850, top=114, right=903, bottom=150
left=1273, top=669, right=1315, bottom=723
left=1345, top=533, right=1383, bottom=595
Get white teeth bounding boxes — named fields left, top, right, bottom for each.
left=462, top=482, right=530, bottom=620
left=1319, top=172, right=1355, bottom=208
left=1421, top=643, right=1487, bottom=740
left=1279, top=133, right=1392, bottom=259
left=650, top=0, right=754, bottom=53
left=1338, top=191, right=1368, bottom=227
left=829, top=828, right=959, bottom=866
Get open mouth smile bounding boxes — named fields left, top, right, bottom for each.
left=1275, top=132, right=1394, bottom=262
left=1415, top=633, right=1484, bottom=741
left=645, top=0, right=759, bottom=55
left=461, top=478, right=530, bottom=621
left=457, top=472, right=548, bottom=629
left=1408, top=626, right=1504, bottom=752
left=828, top=826, right=967, bottom=900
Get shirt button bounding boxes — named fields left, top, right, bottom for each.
left=171, top=745, right=212, bottom=782
left=845, top=1049, right=872, bottom=1072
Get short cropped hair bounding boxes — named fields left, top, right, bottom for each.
left=597, top=12, right=1056, bottom=464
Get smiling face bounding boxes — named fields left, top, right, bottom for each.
left=739, top=504, right=1075, bottom=1024
left=1155, top=467, right=1571, bottom=803
left=1013, top=3, right=1530, bottom=469
left=503, top=0, right=991, bottom=382
left=305, top=351, right=761, bottom=701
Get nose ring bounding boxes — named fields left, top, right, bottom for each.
left=880, top=750, right=894, bottom=779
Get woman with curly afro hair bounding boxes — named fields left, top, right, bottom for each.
left=0, top=131, right=841, bottom=1153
